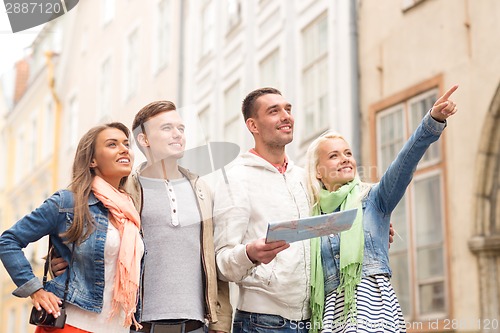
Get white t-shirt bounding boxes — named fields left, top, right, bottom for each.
left=66, top=222, right=144, bottom=333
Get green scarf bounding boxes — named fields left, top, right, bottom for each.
left=309, top=178, right=363, bottom=331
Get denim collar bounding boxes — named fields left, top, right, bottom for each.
left=88, top=192, right=100, bottom=206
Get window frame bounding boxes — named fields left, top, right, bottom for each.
left=300, top=13, right=329, bottom=141
left=200, top=1, right=216, bottom=59
left=369, top=75, right=451, bottom=323
left=223, top=81, right=242, bottom=146
left=259, top=48, right=281, bottom=89
left=401, top=0, right=427, bottom=12
left=98, top=56, right=112, bottom=122
left=124, top=25, right=140, bottom=101
left=101, top=0, right=115, bottom=26
left=411, top=169, right=448, bottom=319
left=154, top=0, right=171, bottom=74
left=67, top=94, right=79, bottom=148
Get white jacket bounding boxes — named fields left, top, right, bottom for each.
left=213, top=152, right=311, bottom=320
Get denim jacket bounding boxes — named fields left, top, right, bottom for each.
left=0, top=190, right=114, bottom=313
left=322, top=111, right=446, bottom=295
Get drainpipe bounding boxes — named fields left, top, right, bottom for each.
left=177, top=0, right=185, bottom=106
left=44, top=51, right=62, bottom=192
left=349, top=1, right=361, bottom=164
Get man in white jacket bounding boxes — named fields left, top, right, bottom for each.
left=213, top=87, right=311, bottom=333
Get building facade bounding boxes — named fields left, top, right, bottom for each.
left=0, top=20, right=64, bottom=331
left=183, top=0, right=359, bottom=161
left=4, top=0, right=498, bottom=331
left=357, top=0, right=500, bottom=331
left=0, top=0, right=184, bottom=330
left=1, top=1, right=358, bottom=329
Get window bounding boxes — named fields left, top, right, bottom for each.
left=375, top=88, right=447, bottom=320
left=15, top=127, right=26, bottom=183
left=414, top=172, right=445, bottom=315
left=29, top=117, right=37, bottom=169
left=377, top=104, right=405, bottom=173
left=302, top=14, right=328, bottom=136
left=80, top=27, right=88, bottom=54
left=20, top=304, right=29, bottom=333
left=409, top=90, right=439, bottom=166
left=125, top=28, right=139, bottom=100
left=259, top=49, right=280, bottom=89
left=259, top=0, right=272, bottom=9
left=43, top=99, right=54, bottom=159
left=226, top=0, right=241, bottom=32
left=0, top=132, right=5, bottom=189
left=101, top=0, right=115, bottom=25
left=197, top=106, right=211, bottom=145
left=68, top=96, right=79, bottom=148
left=8, top=308, right=15, bottom=333
left=201, top=1, right=215, bottom=57
left=402, top=0, right=427, bottom=11
left=223, top=82, right=241, bottom=146
left=155, top=0, right=171, bottom=72
left=98, top=57, right=112, bottom=121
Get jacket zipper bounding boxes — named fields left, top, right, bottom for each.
left=283, top=172, right=309, bottom=319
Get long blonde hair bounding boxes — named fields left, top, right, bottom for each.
left=63, top=122, right=131, bottom=244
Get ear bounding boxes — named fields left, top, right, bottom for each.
left=316, top=165, right=322, bottom=180
left=137, top=133, right=150, bottom=147
left=246, top=118, right=258, bottom=135
left=90, top=158, right=97, bottom=168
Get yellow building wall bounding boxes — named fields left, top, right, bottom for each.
left=1, top=62, right=56, bottom=332
left=358, top=0, right=500, bottom=331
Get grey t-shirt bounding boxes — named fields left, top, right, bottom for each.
left=139, top=175, right=204, bottom=322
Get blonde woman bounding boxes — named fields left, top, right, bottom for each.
left=306, top=85, right=458, bottom=333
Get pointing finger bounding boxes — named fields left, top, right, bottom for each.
left=437, top=84, right=458, bottom=103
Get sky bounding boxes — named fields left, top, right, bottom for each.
left=0, top=9, right=43, bottom=77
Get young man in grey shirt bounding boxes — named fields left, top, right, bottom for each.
left=129, top=101, right=231, bottom=333
left=52, top=101, right=231, bottom=333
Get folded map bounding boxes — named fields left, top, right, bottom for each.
left=265, top=208, right=357, bottom=243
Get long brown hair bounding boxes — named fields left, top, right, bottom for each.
left=63, top=122, right=131, bottom=244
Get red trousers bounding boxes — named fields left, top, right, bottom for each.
left=35, top=325, right=91, bottom=333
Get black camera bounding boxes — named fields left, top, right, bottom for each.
left=29, top=306, right=67, bottom=328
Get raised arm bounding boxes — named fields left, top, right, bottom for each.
left=374, top=85, right=458, bottom=214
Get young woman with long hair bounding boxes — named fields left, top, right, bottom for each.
left=0, top=122, right=144, bottom=333
left=306, top=85, right=458, bottom=333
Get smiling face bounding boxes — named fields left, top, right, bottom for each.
left=247, top=93, right=294, bottom=149
left=140, top=110, right=186, bottom=162
left=90, top=127, right=134, bottom=188
left=316, top=137, right=357, bottom=192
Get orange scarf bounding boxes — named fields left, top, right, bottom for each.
left=91, top=176, right=142, bottom=329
